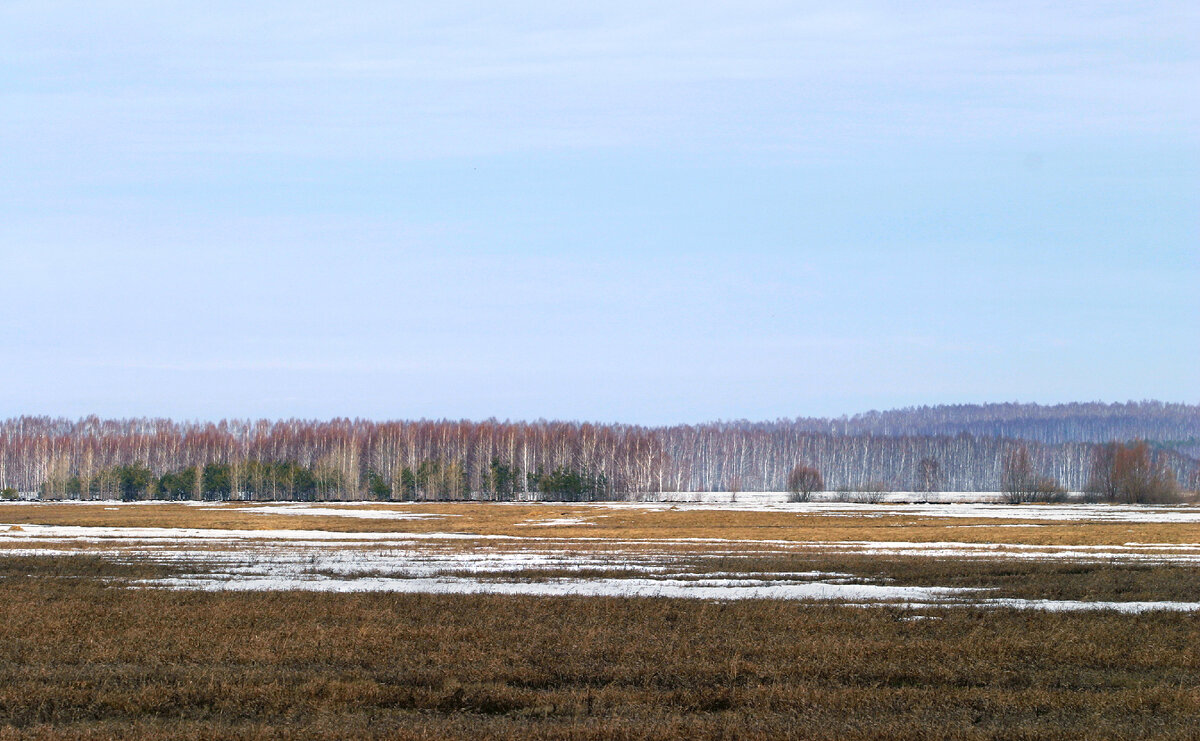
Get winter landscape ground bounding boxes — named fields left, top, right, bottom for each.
left=2, top=498, right=1199, bottom=738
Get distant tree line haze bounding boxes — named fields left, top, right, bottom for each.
left=1, top=403, right=1196, bottom=501
left=785, top=401, right=1200, bottom=457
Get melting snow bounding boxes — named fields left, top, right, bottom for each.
left=147, top=573, right=972, bottom=603
left=233, top=505, right=456, bottom=520
left=591, top=500, right=1200, bottom=523
left=515, top=517, right=594, bottom=527
left=4, top=499, right=1200, bottom=611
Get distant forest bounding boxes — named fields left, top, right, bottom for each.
left=784, top=401, right=1200, bottom=455
left=1, top=402, right=1197, bottom=500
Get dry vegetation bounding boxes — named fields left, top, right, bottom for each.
left=4, top=501, right=1200, bottom=547
left=3, top=503, right=1200, bottom=738
left=453, top=553, right=1200, bottom=603
left=1, top=558, right=1199, bottom=740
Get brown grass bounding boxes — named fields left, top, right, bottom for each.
left=693, top=553, right=1200, bottom=602
left=0, top=554, right=177, bottom=581
left=1, top=560, right=1199, bottom=739
left=4, top=501, right=1200, bottom=547
left=440, top=553, right=1200, bottom=602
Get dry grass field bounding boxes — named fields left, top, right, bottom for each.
left=1, top=559, right=1199, bottom=739
left=3, top=500, right=1200, bottom=546
left=2, top=501, right=1200, bottom=738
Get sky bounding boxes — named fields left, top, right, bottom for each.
left=0, top=1, right=1196, bottom=424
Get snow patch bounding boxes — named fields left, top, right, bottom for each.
left=233, top=505, right=456, bottom=520
left=515, top=518, right=595, bottom=527
left=589, top=500, right=1200, bottom=523
left=146, top=573, right=974, bottom=603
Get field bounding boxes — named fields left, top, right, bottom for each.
left=2, top=500, right=1200, bottom=738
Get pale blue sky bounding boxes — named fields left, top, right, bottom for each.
left=1, top=1, right=1196, bottom=423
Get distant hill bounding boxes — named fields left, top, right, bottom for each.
left=773, top=402, right=1200, bottom=459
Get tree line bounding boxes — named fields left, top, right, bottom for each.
left=37, top=458, right=608, bottom=502
left=0, top=414, right=1195, bottom=500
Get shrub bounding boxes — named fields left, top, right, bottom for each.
left=1002, top=446, right=1066, bottom=503
left=786, top=465, right=823, bottom=502
left=850, top=481, right=890, bottom=504
left=1086, top=441, right=1180, bottom=504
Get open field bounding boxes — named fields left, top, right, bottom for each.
left=2, top=564, right=1200, bottom=739
left=2, top=501, right=1200, bottom=737
left=3, top=500, right=1200, bottom=608
left=6, top=498, right=1200, bottom=543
